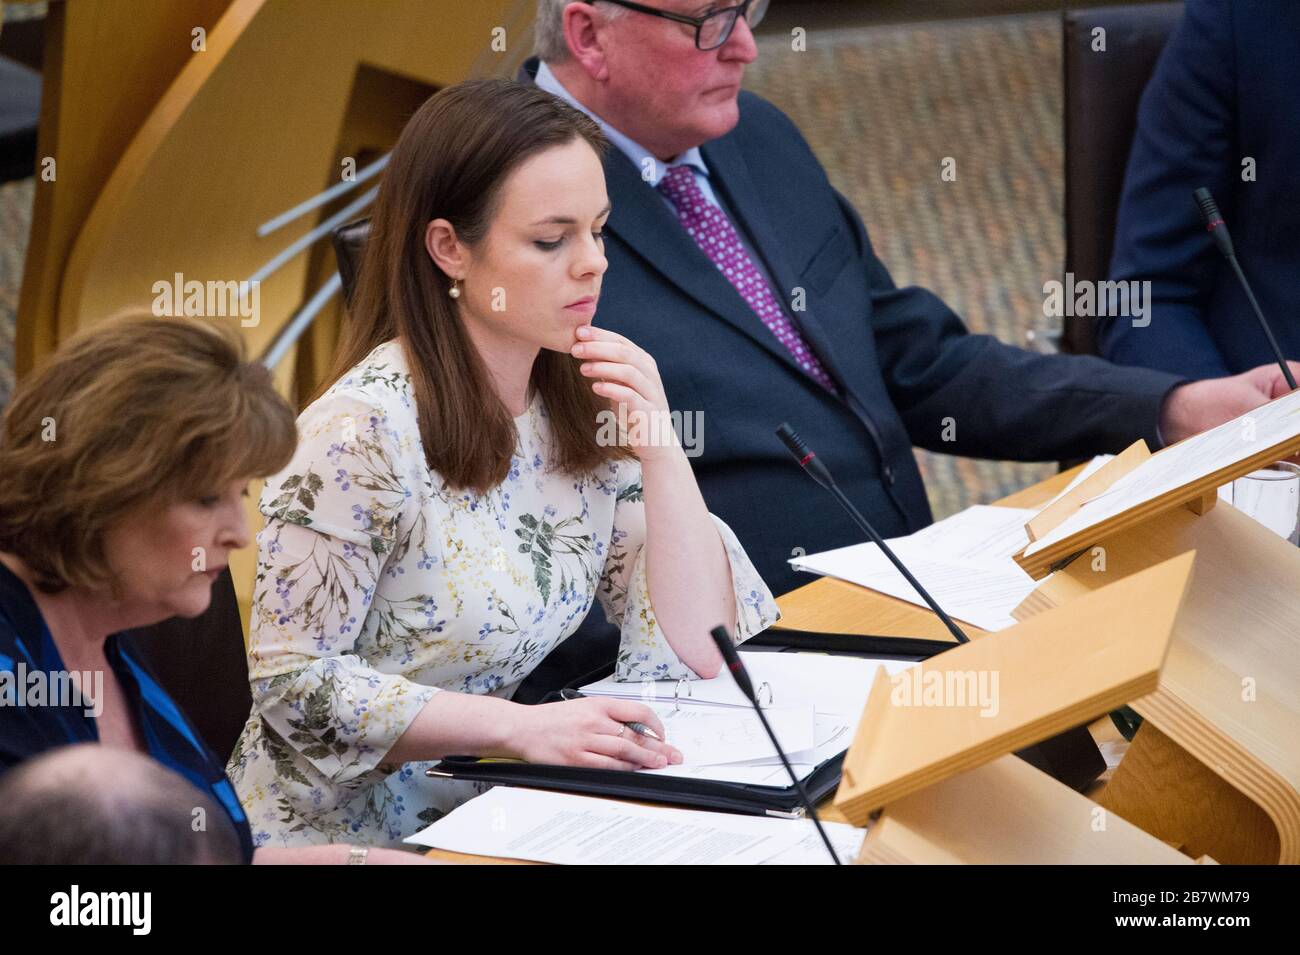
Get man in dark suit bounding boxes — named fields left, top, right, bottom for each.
left=1098, top=0, right=1300, bottom=379
left=515, top=0, right=1296, bottom=698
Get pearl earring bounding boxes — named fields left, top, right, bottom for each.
left=448, top=278, right=461, bottom=299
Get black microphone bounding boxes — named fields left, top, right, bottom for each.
left=1194, top=187, right=1296, bottom=390
left=776, top=423, right=970, bottom=645
left=708, top=625, right=841, bottom=865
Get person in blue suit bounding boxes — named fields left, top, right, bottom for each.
left=1099, top=0, right=1300, bottom=378
left=513, top=0, right=1299, bottom=695
left=523, top=0, right=1295, bottom=596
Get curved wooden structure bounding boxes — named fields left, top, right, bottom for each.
left=858, top=753, right=1203, bottom=865
left=778, top=462, right=1297, bottom=865
left=1016, top=502, right=1300, bottom=864
left=17, top=0, right=536, bottom=618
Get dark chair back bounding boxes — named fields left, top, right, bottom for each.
left=1062, top=2, right=1184, bottom=356
left=332, top=217, right=372, bottom=305
left=0, top=55, right=40, bottom=183
left=124, top=568, right=250, bottom=764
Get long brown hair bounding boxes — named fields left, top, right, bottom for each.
left=316, top=78, right=633, bottom=493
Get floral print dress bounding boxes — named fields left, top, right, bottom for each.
left=227, top=339, right=779, bottom=848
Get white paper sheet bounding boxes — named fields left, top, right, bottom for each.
left=580, top=653, right=914, bottom=784
left=898, top=504, right=1036, bottom=562
left=648, top=703, right=815, bottom=766
left=757, top=821, right=868, bottom=865
left=404, top=787, right=822, bottom=864
left=645, top=711, right=853, bottom=783
left=788, top=506, right=1041, bottom=630
left=582, top=651, right=912, bottom=717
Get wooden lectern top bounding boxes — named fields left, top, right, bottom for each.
left=1015, top=389, right=1300, bottom=579
left=833, top=551, right=1197, bottom=826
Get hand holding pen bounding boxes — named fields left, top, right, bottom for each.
left=506, top=689, right=683, bottom=771
left=560, top=688, right=665, bottom=740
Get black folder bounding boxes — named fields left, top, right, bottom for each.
left=426, top=656, right=853, bottom=817
left=427, top=751, right=845, bottom=818
left=743, top=625, right=954, bottom=657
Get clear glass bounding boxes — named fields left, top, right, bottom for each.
left=1223, top=462, right=1300, bottom=545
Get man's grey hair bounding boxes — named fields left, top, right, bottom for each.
left=535, top=0, right=626, bottom=64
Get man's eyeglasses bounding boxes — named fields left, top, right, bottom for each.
left=585, top=0, right=769, bottom=52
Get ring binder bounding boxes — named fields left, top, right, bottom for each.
left=672, top=677, right=692, bottom=711
left=434, top=654, right=852, bottom=816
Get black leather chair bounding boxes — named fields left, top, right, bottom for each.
left=1062, top=2, right=1184, bottom=357
left=331, top=218, right=372, bottom=306
left=0, top=54, right=40, bottom=184
left=124, top=568, right=251, bottom=764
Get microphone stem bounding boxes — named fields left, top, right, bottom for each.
left=751, top=700, right=841, bottom=864
left=1228, top=254, right=1296, bottom=390
left=826, top=481, right=971, bottom=645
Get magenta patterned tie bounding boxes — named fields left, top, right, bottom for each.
left=657, top=165, right=837, bottom=392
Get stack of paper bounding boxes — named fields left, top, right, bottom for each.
left=405, top=786, right=868, bottom=865
left=787, top=505, right=1039, bottom=630
left=648, top=704, right=816, bottom=766
left=580, top=651, right=916, bottom=785
left=785, top=456, right=1116, bottom=631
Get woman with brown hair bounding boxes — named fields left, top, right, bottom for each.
left=229, top=78, right=778, bottom=847
left=0, top=315, right=427, bottom=863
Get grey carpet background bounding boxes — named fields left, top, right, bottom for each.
left=745, top=12, right=1062, bottom=516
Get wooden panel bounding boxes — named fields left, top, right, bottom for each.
left=290, top=67, right=440, bottom=408
left=19, top=0, right=534, bottom=618
left=1097, top=721, right=1279, bottom=865
left=833, top=552, right=1194, bottom=825
left=1024, top=439, right=1149, bottom=542
left=1019, top=502, right=1300, bottom=862
left=859, top=753, right=1199, bottom=865
left=16, top=0, right=234, bottom=375
left=56, top=0, right=532, bottom=360
left=774, top=576, right=976, bottom=642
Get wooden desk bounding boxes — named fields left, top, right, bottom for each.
left=423, top=466, right=1086, bottom=862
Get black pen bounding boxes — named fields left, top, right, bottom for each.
left=559, top=688, right=664, bottom=741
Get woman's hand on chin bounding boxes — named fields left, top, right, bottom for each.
left=571, top=325, right=682, bottom=463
